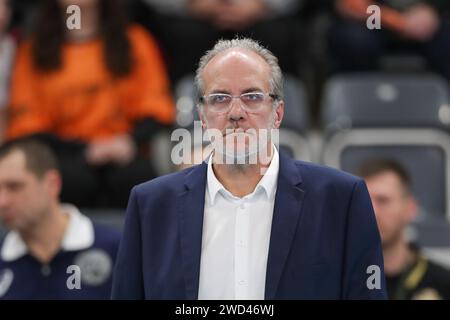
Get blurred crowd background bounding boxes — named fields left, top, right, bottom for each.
left=0, top=0, right=450, bottom=299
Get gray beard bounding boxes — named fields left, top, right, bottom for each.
left=226, top=162, right=252, bottom=174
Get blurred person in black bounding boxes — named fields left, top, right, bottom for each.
left=359, top=158, right=450, bottom=299
left=330, top=0, right=450, bottom=80
left=134, top=0, right=304, bottom=83
left=5, top=0, right=35, bottom=37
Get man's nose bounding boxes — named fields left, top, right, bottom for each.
left=228, top=98, right=246, bottom=123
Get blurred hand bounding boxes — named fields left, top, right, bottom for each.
left=188, top=0, right=224, bottom=20
left=336, top=0, right=374, bottom=21
left=86, top=140, right=110, bottom=166
left=86, top=134, right=137, bottom=167
left=213, top=0, right=269, bottom=31
left=0, top=0, right=11, bottom=33
left=400, top=4, right=440, bottom=41
left=188, top=0, right=269, bottom=31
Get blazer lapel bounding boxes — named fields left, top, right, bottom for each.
left=265, top=152, right=305, bottom=299
left=177, top=162, right=208, bottom=300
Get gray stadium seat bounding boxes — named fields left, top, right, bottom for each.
left=321, top=73, right=450, bottom=134
left=321, top=73, right=450, bottom=220
left=81, top=208, right=125, bottom=231
left=411, top=215, right=450, bottom=266
left=174, top=74, right=200, bottom=129
left=323, top=128, right=450, bottom=220
left=323, top=128, right=450, bottom=214
left=279, top=75, right=310, bottom=134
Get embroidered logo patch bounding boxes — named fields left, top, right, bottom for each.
left=0, top=269, right=14, bottom=298
left=73, top=249, right=112, bottom=286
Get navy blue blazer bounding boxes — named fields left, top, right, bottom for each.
left=112, top=152, right=387, bottom=299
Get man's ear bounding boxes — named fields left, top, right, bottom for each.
left=273, top=101, right=284, bottom=129
left=43, top=169, right=62, bottom=199
left=405, top=196, right=418, bottom=224
left=197, top=105, right=207, bottom=129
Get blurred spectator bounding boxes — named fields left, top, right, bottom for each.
left=0, top=0, right=15, bottom=141
left=6, top=0, right=175, bottom=208
left=330, top=0, right=450, bottom=80
left=136, top=0, right=303, bottom=82
left=9, top=0, right=36, bottom=34
left=358, top=158, right=450, bottom=300
left=0, top=139, right=120, bottom=299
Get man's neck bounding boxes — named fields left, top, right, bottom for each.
left=212, top=148, right=273, bottom=198
left=21, top=204, right=69, bottom=264
left=383, top=236, right=415, bottom=276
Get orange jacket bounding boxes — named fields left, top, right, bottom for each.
left=7, top=25, right=175, bottom=143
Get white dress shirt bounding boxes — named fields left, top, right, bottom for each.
left=198, top=146, right=279, bottom=300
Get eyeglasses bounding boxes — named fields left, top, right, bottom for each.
left=200, top=92, right=278, bottom=113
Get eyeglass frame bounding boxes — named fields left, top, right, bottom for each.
left=198, top=91, right=279, bottom=113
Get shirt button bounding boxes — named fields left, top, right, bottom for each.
left=41, top=265, right=51, bottom=276
left=239, top=203, right=246, bottom=209
left=238, top=280, right=247, bottom=286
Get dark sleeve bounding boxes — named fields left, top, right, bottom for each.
left=131, top=117, right=173, bottom=146
left=111, top=187, right=145, bottom=299
left=377, top=0, right=449, bottom=12
left=342, top=179, right=388, bottom=299
left=425, top=0, right=450, bottom=12
left=423, top=261, right=450, bottom=299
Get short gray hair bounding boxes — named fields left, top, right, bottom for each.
left=195, top=38, right=284, bottom=102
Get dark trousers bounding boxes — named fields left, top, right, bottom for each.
left=328, top=19, right=450, bottom=80
left=58, top=152, right=156, bottom=209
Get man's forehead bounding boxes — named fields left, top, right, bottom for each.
left=208, top=48, right=267, bottom=66
left=202, top=48, right=271, bottom=90
left=366, top=171, right=405, bottom=192
left=0, top=150, right=28, bottom=176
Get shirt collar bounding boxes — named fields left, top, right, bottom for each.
left=206, top=145, right=279, bottom=205
left=1, top=204, right=94, bottom=262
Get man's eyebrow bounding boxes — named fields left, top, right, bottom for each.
left=241, top=87, right=264, bottom=94
left=208, top=90, right=231, bottom=95
left=207, top=88, right=264, bottom=95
